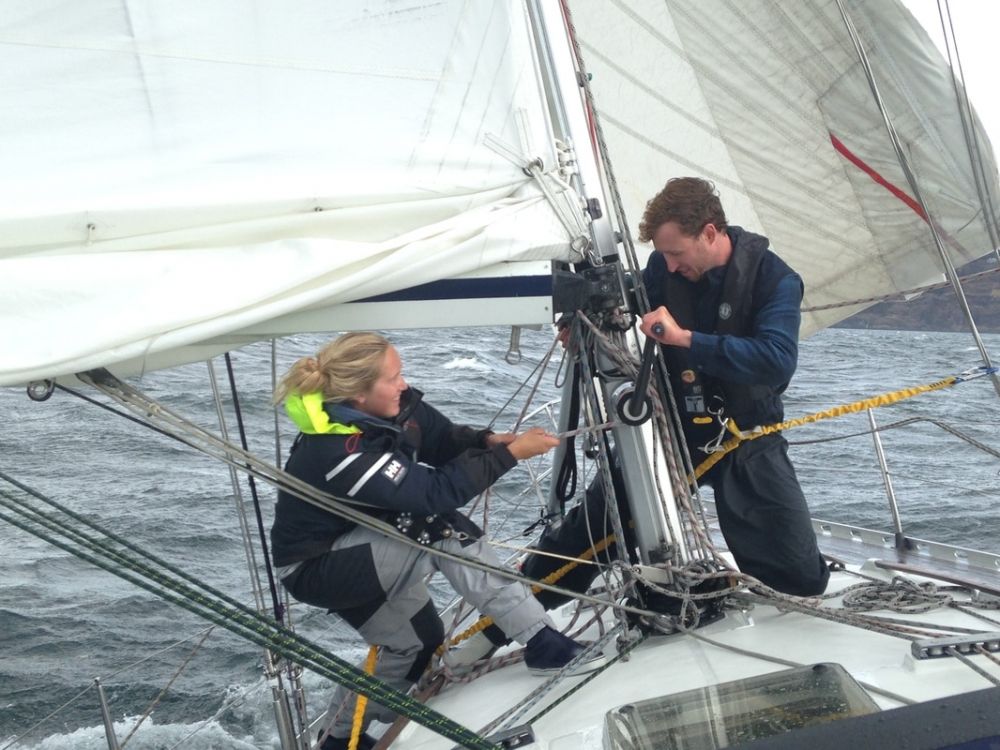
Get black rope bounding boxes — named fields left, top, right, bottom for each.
left=222, top=352, right=284, bottom=624
left=554, top=359, right=581, bottom=508
left=55, top=383, right=186, bottom=445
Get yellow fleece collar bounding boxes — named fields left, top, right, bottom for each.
left=284, top=392, right=361, bottom=435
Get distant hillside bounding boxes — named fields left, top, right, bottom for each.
left=834, top=255, right=1000, bottom=333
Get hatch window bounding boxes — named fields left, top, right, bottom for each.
left=604, top=663, right=879, bottom=749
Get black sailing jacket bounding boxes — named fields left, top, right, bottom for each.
left=270, top=388, right=516, bottom=566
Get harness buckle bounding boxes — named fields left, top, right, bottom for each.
left=699, top=416, right=730, bottom=454
left=697, top=396, right=730, bottom=454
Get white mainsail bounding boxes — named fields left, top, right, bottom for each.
left=0, top=1, right=579, bottom=386
left=568, top=0, right=999, bottom=334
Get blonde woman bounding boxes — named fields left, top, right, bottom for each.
left=270, top=332, right=603, bottom=750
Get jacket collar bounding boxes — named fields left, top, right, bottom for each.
left=284, top=388, right=424, bottom=434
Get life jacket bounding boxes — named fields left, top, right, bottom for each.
left=657, top=228, right=796, bottom=462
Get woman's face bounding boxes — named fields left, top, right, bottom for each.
left=354, top=346, right=408, bottom=419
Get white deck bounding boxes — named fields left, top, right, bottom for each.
left=389, top=543, right=1000, bottom=749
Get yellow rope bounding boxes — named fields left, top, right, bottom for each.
left=349, top=646, right=379, bottom=750
left=532, top=534, right=617, bottom=592
left=692, top=375, right=959, bottom=480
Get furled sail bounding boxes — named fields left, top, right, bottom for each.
left=567, top=0, right=999, bottom=334
left=0, top=1, right=579, bottom=385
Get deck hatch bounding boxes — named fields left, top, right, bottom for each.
left=604, top=663, right=879, bottom=749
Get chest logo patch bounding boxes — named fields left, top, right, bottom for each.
left=382, top=459, right=407, bottom=485
left=718, top=302, right=732, bottom=320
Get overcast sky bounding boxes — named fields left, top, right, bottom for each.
left=902, top=0, right=999, bottom=146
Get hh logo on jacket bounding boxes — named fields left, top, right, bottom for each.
left=382, top=459, right=407, bottom=485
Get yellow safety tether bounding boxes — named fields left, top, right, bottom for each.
left=692, top=372, right=967, bottom=481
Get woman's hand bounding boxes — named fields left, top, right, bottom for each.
left=485, top=432, right=516, bottom=448
left=506, top=427, right=559, bottom=460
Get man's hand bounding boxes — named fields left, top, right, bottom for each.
left=640, top=306, right=692, bottom=348
left=555, top=317, right=573, bottom=351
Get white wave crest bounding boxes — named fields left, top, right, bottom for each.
left=442, top=356, right=488, bottom=371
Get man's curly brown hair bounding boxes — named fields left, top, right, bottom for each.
left=638, top=177, right=728, bottom=243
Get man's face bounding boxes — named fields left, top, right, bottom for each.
left=653, top=221, right=713, bottom=281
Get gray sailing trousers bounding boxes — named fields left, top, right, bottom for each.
left=296, top=526, right=552, bottom=736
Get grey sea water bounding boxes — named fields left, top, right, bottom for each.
left=1, top=327, right=997, bottom=749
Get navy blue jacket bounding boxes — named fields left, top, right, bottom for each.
left=642, top=225, right=802, bottom=432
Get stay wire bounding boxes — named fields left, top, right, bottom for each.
left=209, top=357, right=309, bottom=745
left=786, top=415, right=999, bottom=460
left=557, top=0, right=647, bottom=294
left=936, top=0, right=1000, bottom=254
left=118, top=627, right=216, bottom=748
left=0, top=682, right=96, bottom=750
left=485, top=335, right=560, bottom=433
left=54, top=382, right=187, bottom=444
left=800, top=267, right=1000, bottom=313
left=164, top=678, right=272, bottom=750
